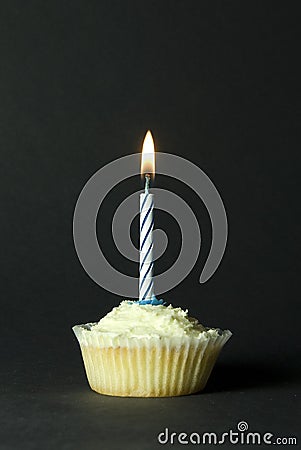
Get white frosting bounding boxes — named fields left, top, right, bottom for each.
left=90, top=301, right=210, bottom=339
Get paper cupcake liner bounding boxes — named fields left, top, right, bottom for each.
left=73, top=324, right=232, bottom=397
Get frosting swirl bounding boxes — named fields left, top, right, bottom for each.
left=91, top=301, right=206, bottom=338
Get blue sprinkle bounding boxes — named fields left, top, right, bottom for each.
left=127, top=295, right=166, bottom=306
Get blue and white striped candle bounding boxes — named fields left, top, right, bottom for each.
left=139, top=175, right=154, bottom=301
left=139, top=131, right=155, bottom=301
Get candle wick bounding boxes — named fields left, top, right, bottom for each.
left=145, top=174, right=151, bottom=194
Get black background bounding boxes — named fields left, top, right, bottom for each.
left=1, top=1, right=300, bottom=449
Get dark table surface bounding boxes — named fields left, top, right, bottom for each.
left=2, top=327, right=300, bottom=449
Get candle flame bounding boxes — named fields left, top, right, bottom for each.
left=141, top=130, right=155, bottom=176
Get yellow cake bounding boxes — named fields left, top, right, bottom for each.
left=73, top=301, right=231, bottom=397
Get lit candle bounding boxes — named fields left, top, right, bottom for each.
left=139, top=131, right=155, bottom=301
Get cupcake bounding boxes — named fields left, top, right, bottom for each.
left=72, top=300, right=231, bottom=397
